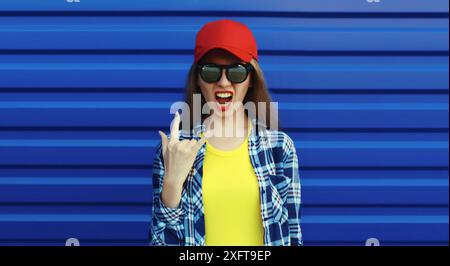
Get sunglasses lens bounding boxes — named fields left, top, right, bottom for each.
left=199, top=64, right=251, bottom=83
left=227, top=65, right=248, bottom=83
left=201, top=65, right=221, bottom=83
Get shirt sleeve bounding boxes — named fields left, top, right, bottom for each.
left=149, top=142, right=185, bottom=246
left=283, top=134, right=304, bottom=246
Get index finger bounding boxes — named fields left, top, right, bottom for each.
left=169, top=111, right=180, bottom=143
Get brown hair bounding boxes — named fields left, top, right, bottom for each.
left=183, top=59, right=278, bottom=132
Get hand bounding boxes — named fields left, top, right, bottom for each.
left=159, top=112, right=206, bottom=188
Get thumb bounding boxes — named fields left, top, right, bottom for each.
left=158, top=131, right=168, bottom=157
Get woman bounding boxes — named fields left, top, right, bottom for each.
left=150, top=19, right=302, bottom=246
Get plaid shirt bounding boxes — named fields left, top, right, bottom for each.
left=150, top=120, right=303, bottom=246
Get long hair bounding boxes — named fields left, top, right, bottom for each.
left=183, top=59, right=278, bottom=132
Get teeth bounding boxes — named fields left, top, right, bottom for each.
left=215, top=92, right=232, bottom=98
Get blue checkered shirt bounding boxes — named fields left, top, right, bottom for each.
left=150, top=120, right=303, bottom=246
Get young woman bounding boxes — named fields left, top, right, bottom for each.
left=150, top=19, right=302, bottom=246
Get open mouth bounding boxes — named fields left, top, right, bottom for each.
left=214, top=91, right=234, bottom=106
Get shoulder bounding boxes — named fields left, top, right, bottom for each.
left=260, top=130, right=296, bottom=163
left=263, top=130, right=295, bottom=150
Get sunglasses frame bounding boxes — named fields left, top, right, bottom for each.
left=197, top=62, right=254, bottom=84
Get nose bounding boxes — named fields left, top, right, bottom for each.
left=217, top=69, right=232, bottom=87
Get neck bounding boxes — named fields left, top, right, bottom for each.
left=206, top=108, right=249, bottom=139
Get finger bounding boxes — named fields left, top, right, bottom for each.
left=178, top=139, right=190, bottom=147
left=158, top=131, right=168, bottom=157
left=169, top=111, right=181, bottom=144
left=186, top=139, right=199, bottom=151
left=194, top=137, right=207, bottom=150
left=188, top=139, right=197, bottom=148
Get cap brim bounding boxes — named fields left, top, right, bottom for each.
left=197, top=45, right=253, bottom=63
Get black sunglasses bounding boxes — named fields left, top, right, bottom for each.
left=197, top=63, right=254, bottom=84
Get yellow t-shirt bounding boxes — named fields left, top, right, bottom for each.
left=202, top=126, right=264, bottom=246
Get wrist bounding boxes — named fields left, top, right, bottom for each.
left=161, top=178, right=183, bottom=209
left=163, top=175, right=184, bottom=189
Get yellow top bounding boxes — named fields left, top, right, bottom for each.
left=202, top=124, right=264, bottom=246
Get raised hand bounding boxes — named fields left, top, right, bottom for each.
left=158, top=112, right=206, bottom=208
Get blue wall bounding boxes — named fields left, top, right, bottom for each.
left=0, top=0, right=448, bottom=246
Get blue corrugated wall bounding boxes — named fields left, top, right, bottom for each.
left=0, top=0, right=448, bottom=246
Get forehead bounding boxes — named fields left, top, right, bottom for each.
left=199, top=48, right=244, bottom=64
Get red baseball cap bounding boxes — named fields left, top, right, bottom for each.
left=194, top=19, right=258, bottom=63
